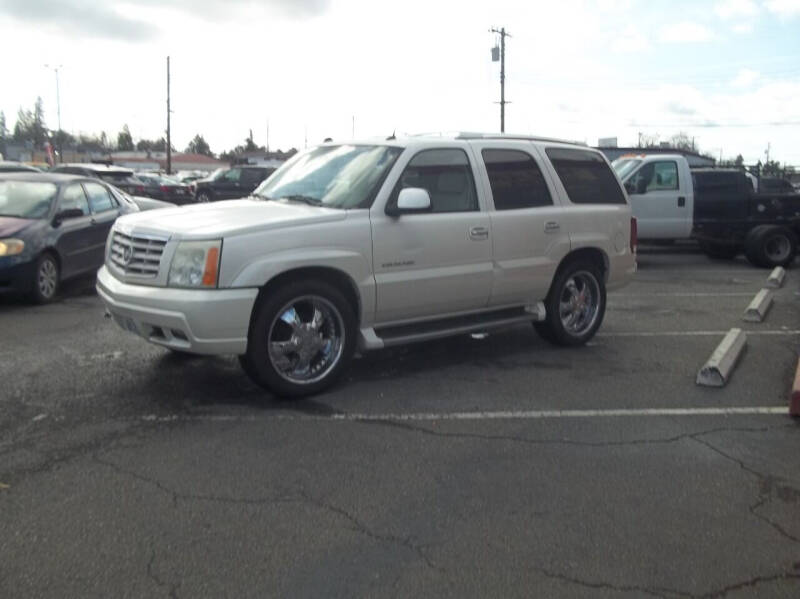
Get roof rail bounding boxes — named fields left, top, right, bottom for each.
left=406, top=131, right=586, bottom=146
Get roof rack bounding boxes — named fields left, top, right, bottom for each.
left=406, top=131, right=586, bottom=146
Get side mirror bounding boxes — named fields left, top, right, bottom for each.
left=388, top=187, right=431, bottom=216
left=53, top=208, right=85, bottom=225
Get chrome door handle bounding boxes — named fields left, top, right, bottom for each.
left=544, top=221, right=560, bottom=233
left=469, top=226, right=489, bottom=240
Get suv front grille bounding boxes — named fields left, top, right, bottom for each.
left=110, top=231, right=167, bottom=277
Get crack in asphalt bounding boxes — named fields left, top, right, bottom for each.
left=690, top=433, right=800, bottom=545
left=91, top=455, right=441, bottom=572
left=146, top=547, right=180, bottom=599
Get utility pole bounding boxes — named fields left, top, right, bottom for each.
left=352, top=115, right=355, bottom=138
left=765, top=142, right=770, bottom=164
left=166, top=56, right=172, bottom=175
left=490, top=27, right=511, bottom=132
left=266, top=119, right=270, bottom=153
left=44, top=64, right=63, bottom=162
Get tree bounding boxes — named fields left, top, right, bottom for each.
left=734, top=154, right=744, bottom=168
left=0, top=111, right=7, bottom=140
left=186, top=134, right=213, bottom=156
left=117, top=124, right=134, bottom=151
left=668, top=131, right=695, bottom=152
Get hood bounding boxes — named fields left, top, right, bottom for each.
left=114, top=198, right=347, bottom=239
left=0, top=216, right=37, bottom=237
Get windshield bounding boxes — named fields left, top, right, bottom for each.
left=612, top=159, right=642, bottom=181
left=254, top=145, right=403, bottom=209
left=0, top=181, right=58, bottom=219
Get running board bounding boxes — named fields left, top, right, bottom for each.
left=360, top=303, right=545, bottom=350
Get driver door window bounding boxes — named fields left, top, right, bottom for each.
left=60, top=184, right=91, bottom=215
left=390, top=149, right=478, bottom=213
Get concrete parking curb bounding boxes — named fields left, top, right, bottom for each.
left=743, top=289, right=773, bottom=323
left=766, top=267, right=786, bottom=289
left=696, top=328, right=747, bottom=387
left=791, top=358, right=800, bottom=417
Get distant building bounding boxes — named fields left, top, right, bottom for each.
left=109, top=151, right=225, bottom=173
left=596, top=146, right=716, bottom=168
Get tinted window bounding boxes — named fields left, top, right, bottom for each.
left=482, top=149, right=552, bottom=210
left=391, top=149, right=478, bottom=213
left=546, top=148, right=626, bottom=205
left=60, top=184, right=91, bottom=216
left=222, top=169, right=241, bottom=182
left=241, top=169, right=266, bottom=185
left=83, top=182, right=116, bottom=213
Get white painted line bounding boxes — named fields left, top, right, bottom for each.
left=137, top=406, right=788, bottom=424
left=743, top=288, right=773, bottom=323
left=697, top=328, right=747, bottom=387
left=613, top=292, right=755, bottom=297
left=766, top=267, right=786, bottom=289
left=599, top=330, right=800, bottom=338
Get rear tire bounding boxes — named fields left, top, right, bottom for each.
left=534, top=259, right=606, bottom=347
left=196, top=190, right=213, bottom=203
left=30, top=253, right=59, bottom=304
left=744, top=226, right=797, bottom=268
left=241, top=279, right=357, bottom=398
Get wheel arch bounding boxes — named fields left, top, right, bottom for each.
left=546, top=247, right=609, bottom=299
left=247, top=265, right=362, bottom=339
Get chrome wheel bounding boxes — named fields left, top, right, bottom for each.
left=37, top=257, right=58, bottom=300
left=267, top=295, right=346, bottom=385
left=197, top=192, right=210, bottom=203
left=558, top=271, right=601, bottom=336
left=764, top=234, right=791, bottom=263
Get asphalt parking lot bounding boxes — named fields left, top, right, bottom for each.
left=1, top=247, right=799, bottom=598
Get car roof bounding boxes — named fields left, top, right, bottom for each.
left=0, top=171, right=93, bottom=183
left=54, top=163, right=133, bottom=174
left=319, top=132, right=588, bottom=149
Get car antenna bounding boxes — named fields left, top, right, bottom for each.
left=386, top=130, right=396, bottom=140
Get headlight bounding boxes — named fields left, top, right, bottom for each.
left=0, top=239, right=25, bottom=256
left=167, top=240, right=221, bottom=288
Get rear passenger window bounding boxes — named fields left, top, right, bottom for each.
left=83, top=182, right=116, bottom=213
left=391, top=149, right=478, bottom=213
left=482, top=149, right=552, bottom=210
left=545, top=148, right=626, bottom=205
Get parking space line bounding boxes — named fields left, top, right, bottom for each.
left=599, top=330, right=800, bottom=337
left=138, top=406, right=788, bottom=424
left=613, top=293, right=756, bottom=297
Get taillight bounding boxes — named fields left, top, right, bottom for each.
left=160, top=185, right=169, bottom=192
left=630, top=217, right=638, bottom=253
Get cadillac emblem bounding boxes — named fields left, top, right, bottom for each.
left=122, top=246, right=133, bottom=265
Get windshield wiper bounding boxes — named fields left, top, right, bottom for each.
left=251, top=192, right=273, bottom=201
left=279, top=194, right=323, bottom=206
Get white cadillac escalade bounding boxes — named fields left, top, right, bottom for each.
left=97, top=133, right=637, bottom=397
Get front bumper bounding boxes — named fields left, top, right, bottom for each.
left=0, top=256, right=36, bottom=295
left=96, top=265, right=258, bottom=355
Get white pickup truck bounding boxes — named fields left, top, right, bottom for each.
left=98, top=134, right=636, bottom=397
left=613, top=154, right=799, bottom=267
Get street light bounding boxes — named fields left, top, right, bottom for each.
left=44, top=64, right=63, bottom=163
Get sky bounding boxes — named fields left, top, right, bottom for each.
left=1, top=0, right=799, bottom=164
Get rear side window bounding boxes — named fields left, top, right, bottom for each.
left=545, top=148, right=626, bottom=205
left=481, top=149, right=552, bottom=210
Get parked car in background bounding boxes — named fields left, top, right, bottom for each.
left=758, top=177, right=796, bottom=194
left=51, top=163, right=147, bottom=197
left=133, top=173, right=194, bottom=205
left=0, top=162, right=41, bottom=173
left=0, top=172, right=139, bottom=303
left=613, top=154, right=800, bottom=267
left=192, top=165, right=274, bottom=202
left=175, top=170, right=207, bottom=184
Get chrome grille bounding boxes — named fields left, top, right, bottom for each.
left=110, top=231, right=167, bottom=277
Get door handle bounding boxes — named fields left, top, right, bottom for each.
left=678, top=196, right=686, bottom=207
left=544, top=221, right=560, bottom=233
left=91, top=217, right=98, bottom=225
left=469, top=226, right=489, bottom=240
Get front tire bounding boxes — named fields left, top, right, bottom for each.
left=196, top=190, right=213, bottom=203
left=30, top=253, right=59, bottom=304
left=240, top=280, right=357, bottom=398
left=534, top=260, right=606, bottom=346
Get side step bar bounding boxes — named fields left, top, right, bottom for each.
left=359, top=303, right=545, bottom=350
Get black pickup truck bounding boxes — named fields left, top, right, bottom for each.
left=691, top=169, right=800, bottom=267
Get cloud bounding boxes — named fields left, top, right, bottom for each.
left=714, top=0, right=759, bottom=18
left=612, top=24, right=650, bottom=52
left=666, top=101, right=696, bottom=116
left=732, top=22, right=754, bottom=32
left=731, top=68, right=759, bottom=87
left=764, top=0, right=800, bottom=17
left=659, top=22, right=716, bottom=43
left=0, top=0, right=332, bottom=42
left=0, top=0, right=156, bottom=41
